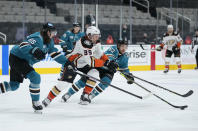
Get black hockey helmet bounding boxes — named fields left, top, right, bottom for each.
left=41, top=23, right=57, bottom=44
left=117, top=39, right=128, bottom=46
left=42, top=22, right=56, bottom=32
left=73, top=22, right=81, bottom=27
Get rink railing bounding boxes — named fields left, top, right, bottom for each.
left=0, top=45, right=197, bottom=75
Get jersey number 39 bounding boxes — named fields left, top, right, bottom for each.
left=84, top=50, right=92, bottom=55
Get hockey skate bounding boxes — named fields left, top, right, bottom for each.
left=79, top=93, right=91, bottom=105
left=178, top=69, right=182, bottom=74
left=32, top=101, right=43, bottom=114
left=42, top=97, right=51, bottom=107
left=61, top=93, right=71, bottom=103
left=163, top=68, right=169, bottom=73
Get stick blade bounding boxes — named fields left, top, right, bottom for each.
left=180, top=105, right=188, bottom=110
left=173, top=105, right=188, bottom=110
left=182, top=90, right=193, bottom=97
left=142, top=93, right=153, bottom=100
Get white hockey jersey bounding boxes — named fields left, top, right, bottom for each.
left=191, top=35, right=198, bottom=49
left=162, top=32, right=183, bottom=51
left=66, top=37, right=105, bottom=68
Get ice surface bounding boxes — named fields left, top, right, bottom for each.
left=0, top=70, right=198, bottom=131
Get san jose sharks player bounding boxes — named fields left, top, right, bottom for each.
left=61, top=39, right=134, bottom=105
left=60, top=22, right=85, bottom=54
left=0, top=23, right=69, bottom=113
left=59, top=22, right=85, bottom=78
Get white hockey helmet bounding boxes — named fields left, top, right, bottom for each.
left=167, top=24, right=173, bottom=29
left=86, top=26, right=100, bottom=36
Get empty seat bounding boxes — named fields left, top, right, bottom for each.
left=26, top=15, right=36, bottom=22
left=35, top=16, right=45, bottom=23
left=55, top=16, right=65, bottom=23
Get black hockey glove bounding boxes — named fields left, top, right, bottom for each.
left=172, top=45, right=180, bottom=52
left=30, top=47, right=46, bottom=60
left=125, top=73, right=134, bottom=84
left=104, top=60, right=118, bottom=73
left=64, top=60, right=76, bottom=73
left=61, top=60, right=77, bottom=83
left=62, top=45, right=67, bottom=53
left=156, top=46, right=162, bottom=51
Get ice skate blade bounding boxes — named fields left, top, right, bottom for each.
left=34, top=110, right=43, bottom=114
left=79, top=101, right=89, bottom=105
left=61, top=98, right=67, bottom=103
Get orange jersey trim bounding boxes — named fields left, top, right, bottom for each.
left=94, top=59, right=105, bottom=67
left=177, top=42, right=181, bottom=48
left=100, top=54, right=109, bottom=62
left=68, top=54, right=80, bottom=62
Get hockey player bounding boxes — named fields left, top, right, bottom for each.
left=42, top=26, right=117, bottom=107
left=156, top=25, right=183, bottom=73
left=61, top=39, right=134, bottom=105
left=0, top=23, right=69, bottom=113
left=60, top=22, right=85, bottom=54
left=191, top=29, right=198, bottom=70
left=58, top=22, right=85, bottom=78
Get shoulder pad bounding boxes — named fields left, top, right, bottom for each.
left=173, top=31, right=179, bottom=35
left=163, top=33, right=168, bottom=37
left=66, top=30, right=71, bottom=34
left=81, top=37, right=93, bottom=48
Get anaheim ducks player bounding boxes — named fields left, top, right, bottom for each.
left=42, top=26, right=116, bottom=107
left=156, top=25, right=183, bottom=73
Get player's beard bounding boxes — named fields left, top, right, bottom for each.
left=40, top=31, right=51, bottom=44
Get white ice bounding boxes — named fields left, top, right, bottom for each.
left=0, top=70, right=198, bottom=131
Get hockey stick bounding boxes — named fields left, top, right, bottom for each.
left=139, top=44, right=156, bottom=51
left=75, top=70, right=151, bottom=100
left=119, top=71, right=193, bottom=98
left=133, top=81, right=188, bottom=110
left=119, top=72, right=188, bottom=110
left=140, top=44, right=146, bottom=50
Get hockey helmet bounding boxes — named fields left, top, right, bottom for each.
left=167, top=24, right=173, bottom=29
left=117, top=39, right=128, bottom=46
left=86, top=26, right=100, bottom=36
left=42, top=22, right=57, bottom=35
left=73, top=22, right=81, bottom=27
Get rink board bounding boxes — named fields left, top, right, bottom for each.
left=0, top=45, right=2, bottom=75
left=0, top=44, right=197, bottom=75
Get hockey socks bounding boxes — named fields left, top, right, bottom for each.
left=0, top=81, right=20, bottom=94
left=164, top=65, right=169, bottom=73
left=90, top=76, right=112, bottom=99
left=0, top=82, right=9, bottom=94
left=84, top=79, right=97, bottom=94
left=61, top=79, right=87, bottom=102
left=26, top=71, right=41, bottom=101
left=47, top=86, right=61, bottom=101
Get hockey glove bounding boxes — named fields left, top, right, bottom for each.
left=104, top=60, right=118, bottom=73
left=61, top=60, right=77, bottom=83
left=156, top=46, right=162, bottom=51
left=125, top=73, right=134, bottom=84
left=172, top=45, right=180, bottom=52
left=30, top=47, right=46, bottom=60
left=61, top=45, right=68, bottom=53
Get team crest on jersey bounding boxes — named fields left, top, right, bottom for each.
left=43, top=44, right=47, bottom=48
left=109, top=47, right=115, bottom=53
left=63, top=33, right=66, bottom=38
left=166, top=40, right=176, bottom=45
left=70, top=36, right=74, bottom=39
